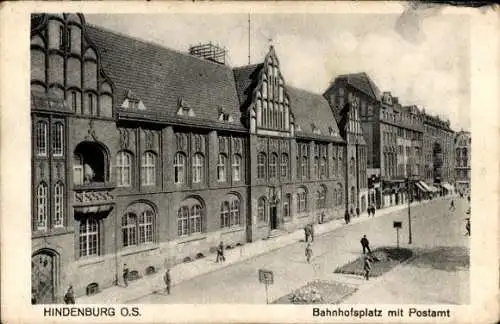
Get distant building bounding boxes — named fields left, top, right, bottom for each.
left=454, top=131, right=471, bottom=194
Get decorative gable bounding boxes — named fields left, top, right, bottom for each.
left=176, top=97, right=195, bottom=117
left=121, top=90, right=146, bottom=110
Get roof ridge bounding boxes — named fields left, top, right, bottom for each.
left=87, top=23, right=233, bottom=69
left=233, top=62, right=264, bottom=71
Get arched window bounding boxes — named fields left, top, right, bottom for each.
left=122, top=213, right=137, bottom=247
left=232, top=154, right=241, bottom=182
left=116, top=151, right=132, bottom=187
left=52, top=123, right=64, bottom=157
left=141, top=151, right=156, bottom=186
left=302, top=156, right=308, bottom=179
left=313, top=157, right=319, bottom=178
left=220, top=196, right=241, bottom=228
left=174, top=152, right=186, bottom=184
left=54, top=182, right=64, bottom=228
left=257, top=197, right=267, bottom=222
left=257, top=153, right=266, bottom=179
left=36, top=182, right=48, bottom=230
left=280, top=153, right=288, bottom=178
left=73, top=142, right=109, bottom=185
left=297, top=187, right=307, bottom=213
left=177, top=198, right=204, bottom=236
left=269, top=153, right=278, bottom=179
left=316, top=186, right=326, bottom=210
left=192, top=153, right=204, bottom=184
left=220, top=201, right=230, bottom=228
left=79, top=218, right=99, bottom=257
left=139, top=209, right=154, bottom=244
left=283, top=194, right=291, bottom=219
left=217, top=154, right=227, bottom=182
left=337, top=183, right=343, bottom=205
left=36, top=121, right=48, bottom=157
left=320, top=157, right=327, bottom=178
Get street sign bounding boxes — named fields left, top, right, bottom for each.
left=258, top=269, right=274, bottom=285
left=393, top=221, right=402, bottom=228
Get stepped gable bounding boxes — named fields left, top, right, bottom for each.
left=85, top=25, right=244, bottom=127
left=287, top=86, right=343, bottom=141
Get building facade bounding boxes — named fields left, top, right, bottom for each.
left=454, top=130, right=471, bottom=194
left=30, top=13, right=351, bottom=303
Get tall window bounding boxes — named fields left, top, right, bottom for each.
left=280, top=153, right=288, bottom=178
left=177, top=199, right=203, bottom=236
left=220, top=197, right=241, bottom=228
left=257, top=153, right=266, bottom=179
left=174, top=152, right=186, bottom=184
left=302, top=156, right=308, bottom=179
left=283, top=194, right=291, bottom=219
left=87, top=93, right=97, bottom=116
left=230, top=199, right=241, bottom=226
left=337, top=184, right=343, bottom=205
left=116, top=151, right=132, bottom=187
left=338, top=150, right=343, bottom=176
left=36, top=183, right=48, bottom=230
left=269, top=153, right=278, bottom=179
left=333, top=188, right=338, bottom=206
left=54, top=182, right=64, bottom=228
left=257, top=197, right=267, bottom=222
left=139, top=209, right=154, bottom=244
left=217, top=154, right=227, bottom=182
left=79, top=218, right=99, bottom=258
left=320, top=157, right=327, bottom=178
left=52, top=123, right=64, bottom=157
left=73, top=154, right=83, bottom=185
left=313, top=157, right=319, bottom=178
left=192, top=153, right=204, bottom=184
left=122, top=213, right=137, bottom=247
left=36, top=121, right=48, bottom=157
left=297, top=188, right=307, bottom=213
left=141, top=152, right=156, bottom=186
left=350, top=157, right=355, bottom=176
left=71, top=91, right=78, bottom=112
left=232, top=154, right=241, bottom=182
left=350, top=186, right=355, bottom=205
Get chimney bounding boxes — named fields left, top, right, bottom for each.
left=189, top=42, right=226, bottom=65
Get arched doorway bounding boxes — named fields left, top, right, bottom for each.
left=32, top=250, right=58, bottom=304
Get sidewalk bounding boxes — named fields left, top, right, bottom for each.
left=79, top=198, right=441, bottom=304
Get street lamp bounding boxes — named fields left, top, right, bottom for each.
left=406, top=177, right=415, bottom=244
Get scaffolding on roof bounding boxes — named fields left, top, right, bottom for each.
left=189, top=42, right=226, bottom=65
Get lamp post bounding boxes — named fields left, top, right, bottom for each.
left=406, top=177, right=413, bottom=244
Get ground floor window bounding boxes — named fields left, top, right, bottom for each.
left=79, top=218, right=99, bottom=258
left=178, top=198, right=204, bottom=236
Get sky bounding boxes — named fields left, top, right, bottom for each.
left=86, top=8, right=470, bottom=131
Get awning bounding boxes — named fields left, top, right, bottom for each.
left=441, top=182, right=454, bottom=192
left=415, top=182, right=428, bottom=192
left=419, top=181, right=432, bottom=192
left=428, top=185, right=440, bottom=193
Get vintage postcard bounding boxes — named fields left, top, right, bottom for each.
left=0, top=1, right=498, bottom=323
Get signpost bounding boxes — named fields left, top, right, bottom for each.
left=393, top=221, right=402, bottom=249
left=258, top=269, right=274, bottom=304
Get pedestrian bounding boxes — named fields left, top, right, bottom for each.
left=360, top=235, right=371, bottom=254
left=356, top=207, right=360, bottom=217
left=363, top=256, right=372, bottom=280
left=371, top=205, right=376, bottom=217
left=64, top=285, right=75, bottom=304
left=305, top=243, right=313, bottom=263
left=465, top=218, right=471, bottom=236
left=163, top=268, right=171, bottom=295
left=319, top=211, right=325, bottom=224
left=303, top=226, right=310, bottom=242
left=344, top=210, right=350, bottom=224
left=122, top=263, right=129, bottom=287
left=450, top=200, right=455, bottom=211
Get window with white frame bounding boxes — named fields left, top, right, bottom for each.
left=139, top=209, right=154, bottom=244
left=36, top=182, right=48, bottom=230
left=232, top=154, right=241, bottom=182
left=122, top=212, right=137, bottom=247
left=280, top=153, right=288, bottom=178
left=269, top=153, right=278, bottom=179
left=192, top=153, right=204, bottom=184
left=141, top=151, right=156, bottom=186
left=221, top=196, right=241, bottom=228
left=177, top=199, right=204, bottom=236
left=230, top=199, right=241, bottom=227
left=217, top=154, right=227, bottom=182
left=220, top=201, right=230, bottom=229
left=36, top=121, right=48, bottom=157
left=53, top=182, right=64, bottom=227
left=174, top=152, right=186, bottom=184
left=297, top=188, right=307, bottom=213
left=257, top=153, right=266, bottom=179
left=116, top=151, right=132, bottom=187
left=79, top=218, right=99, bottom=258
left=257, top=197, right=267, bottom=222
left=52, top=123, right=64, bottom=157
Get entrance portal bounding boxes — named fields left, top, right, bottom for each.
left=32, top=251, right=57, bottom=304
left=270, top=205, right=278, bottom=230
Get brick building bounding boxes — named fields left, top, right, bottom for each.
left=454, top=130, right=471, bottom=194
left=30, top=13, right=351, bottom=303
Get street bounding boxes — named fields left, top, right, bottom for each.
left=131, top=197, right=470, bottom=304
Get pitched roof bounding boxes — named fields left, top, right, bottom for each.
left=286, top=86, right=343, bottom=141
left=337, top=72, right=381, bottom=100
left=85, top=25, right=244, bottom=128
left=233, top=63, right=263, bottom=111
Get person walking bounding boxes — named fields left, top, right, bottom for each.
left=356, top=207, right=360, bottom=217
left=371, top=205, right=376, bottom=217
left=450, top=199, right=455, bottom=211
left=122, top=264, right=129, bottom=287
left=305, top=243, right=313, bottom=263
left=304, top=225, right=310, bottom=242
left=360, top=235, right=371, bottom=254
left=216, top=241, right=226, bottom=263
left=163, top=268, right=171, bottom=295
left=64, top=285, right=75, bottom=304
left=465, top=218, right=471, bottom=236
left=309, top=223, right=315, bottom=242
left=363, top=256, right=372, bottom=280
left=344, top=210, right=350, bottom=224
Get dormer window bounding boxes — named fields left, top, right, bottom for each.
left=129, top=100, right=139, bottom=110
left=218, top=107, right=232, bottom=122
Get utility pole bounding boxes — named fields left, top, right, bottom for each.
left=247, top=13, right=251, bottom=64
left=407, top=177, right=412, bottom=244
